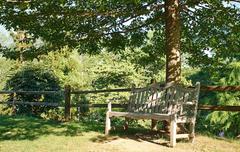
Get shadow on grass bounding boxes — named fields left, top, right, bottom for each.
left=0, top=115, right=104, bottom=141
left=0, top=115, right=192, bottom=147
left=89, top=126, right=170, bottom=147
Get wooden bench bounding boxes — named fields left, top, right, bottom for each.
left=105, top=82, right=200, bottom=147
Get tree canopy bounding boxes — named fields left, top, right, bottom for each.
left=0, top=0, right=239, bottom=68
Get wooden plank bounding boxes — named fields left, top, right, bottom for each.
left=151, top=90, right=157, bottom=113
left=144, top=88, right=154, bottom=113
left=183, top=92, right=189, bottom=103
left=130, top=94, right=137, bottom=112
left=144, top=89, right=149, bottom=105
left=72, top=103, right=128, bottom=108
left=140, top=90, right=146, bottom=113
left=109, top=111, right=172, bottom=120
left=128, top=85, right=136, bottom=112
left=135, top=90, right=142, bottom=112
left=176, top=134, right=189, bottom=139
left=131, top=85, right=137, bottom=110
left=74, top=104, right=240, bottom=112
left=198, top=105, right=240, bottom=112
left=128, top=94, right=134, bottom=112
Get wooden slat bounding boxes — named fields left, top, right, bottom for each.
left=144, top=89, right=150, bottom=113
left=151, top=91, right=157, bottom=113
left=135, top=91, right=142, bottom=112
left=160, top=91, right=167, bottom=113
left=109, top=111, right=172, bottom=120
left=72, top=103, right=127, bottom=108
left=140, top=90, right=146, bottom=113
left=130, top=94, right=137, bottom=112
left=167, top=88, right=174, bottom=114
left=133, top=92, right=139, bottom=112
left=176, top=134, right=189, bottom=139
left=145, top=88, right=150, bottom=113
left=183, top=92, right=189, bottom=103
left=74, top=104, right=240, bottom=112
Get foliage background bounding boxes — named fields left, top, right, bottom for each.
left=0, top=0, right=239, bottom=137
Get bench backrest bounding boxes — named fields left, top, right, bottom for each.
left=127, top=82, right=200, bottom=118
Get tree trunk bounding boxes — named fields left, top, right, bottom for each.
left=165, top=0, right=181, bottom=83
left=164, top=0, right=181, bottom=132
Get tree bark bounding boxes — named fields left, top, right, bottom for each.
left=165, top=0, right=181, bottom=84
left=164, top=0, right=181, bottom=132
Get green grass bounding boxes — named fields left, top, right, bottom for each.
left=0, top=115, right=150, bottom=152
left=0, top=115, right=105, bottom=152
left=0, top=115, right=103, bottom=141
left=0, top=115, right=239, bottom=152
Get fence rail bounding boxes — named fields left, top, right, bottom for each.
left=0, top=85, right=239, bottom=95
left=0, top=90, right=63, bottom=94
left=1, top=102, right=240, bottom=112
left=0, top=85, right=240, bottom=120
left=201, top=86, right=240, bottom=91
left=0, top=101, right=61, bottom=107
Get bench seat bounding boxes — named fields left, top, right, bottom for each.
left=109, top=111, right=175, bottom=120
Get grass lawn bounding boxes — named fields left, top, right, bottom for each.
left=0, top=115, right=239, bottom=152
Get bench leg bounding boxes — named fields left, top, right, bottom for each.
left=105, top=112, right=111, bottom=135
left=189, top=122, right=195, bottom=143
left=124, top=117, right=129, bottom=130
left=151, top=119, right=157, bottom=131
left=170, top=118, right=177, bottom=147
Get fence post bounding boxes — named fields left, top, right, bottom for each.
left=64, top=85, right=71, bottom=121
left=10, top=92, right=16, bottom=114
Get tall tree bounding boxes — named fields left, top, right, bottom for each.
left=0, top=0, right=239, bottom=81
left=165, top=0, right=181, bottom=83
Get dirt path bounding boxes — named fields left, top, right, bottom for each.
left=87, top=134, right=240, bottom=152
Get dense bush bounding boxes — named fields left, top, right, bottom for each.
left=5, top=64, right=63, bottom=116
left=188, top=62, right=240, bottom=137
left=1, top=48, right=163, bottom=118
left=0, top=57, right=17, bottom=90
left=206, top=62, right=240, bottom=137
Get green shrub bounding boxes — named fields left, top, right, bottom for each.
left=72, top=94, right=90, bottom=115
left=189, top=62, right=240, bottom=137
left=206, top=62, right=240, bottom=137
left=5, top=64, right=63, bottom=116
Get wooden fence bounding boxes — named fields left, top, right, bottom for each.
left=0, top=85, right=240, bottom=120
